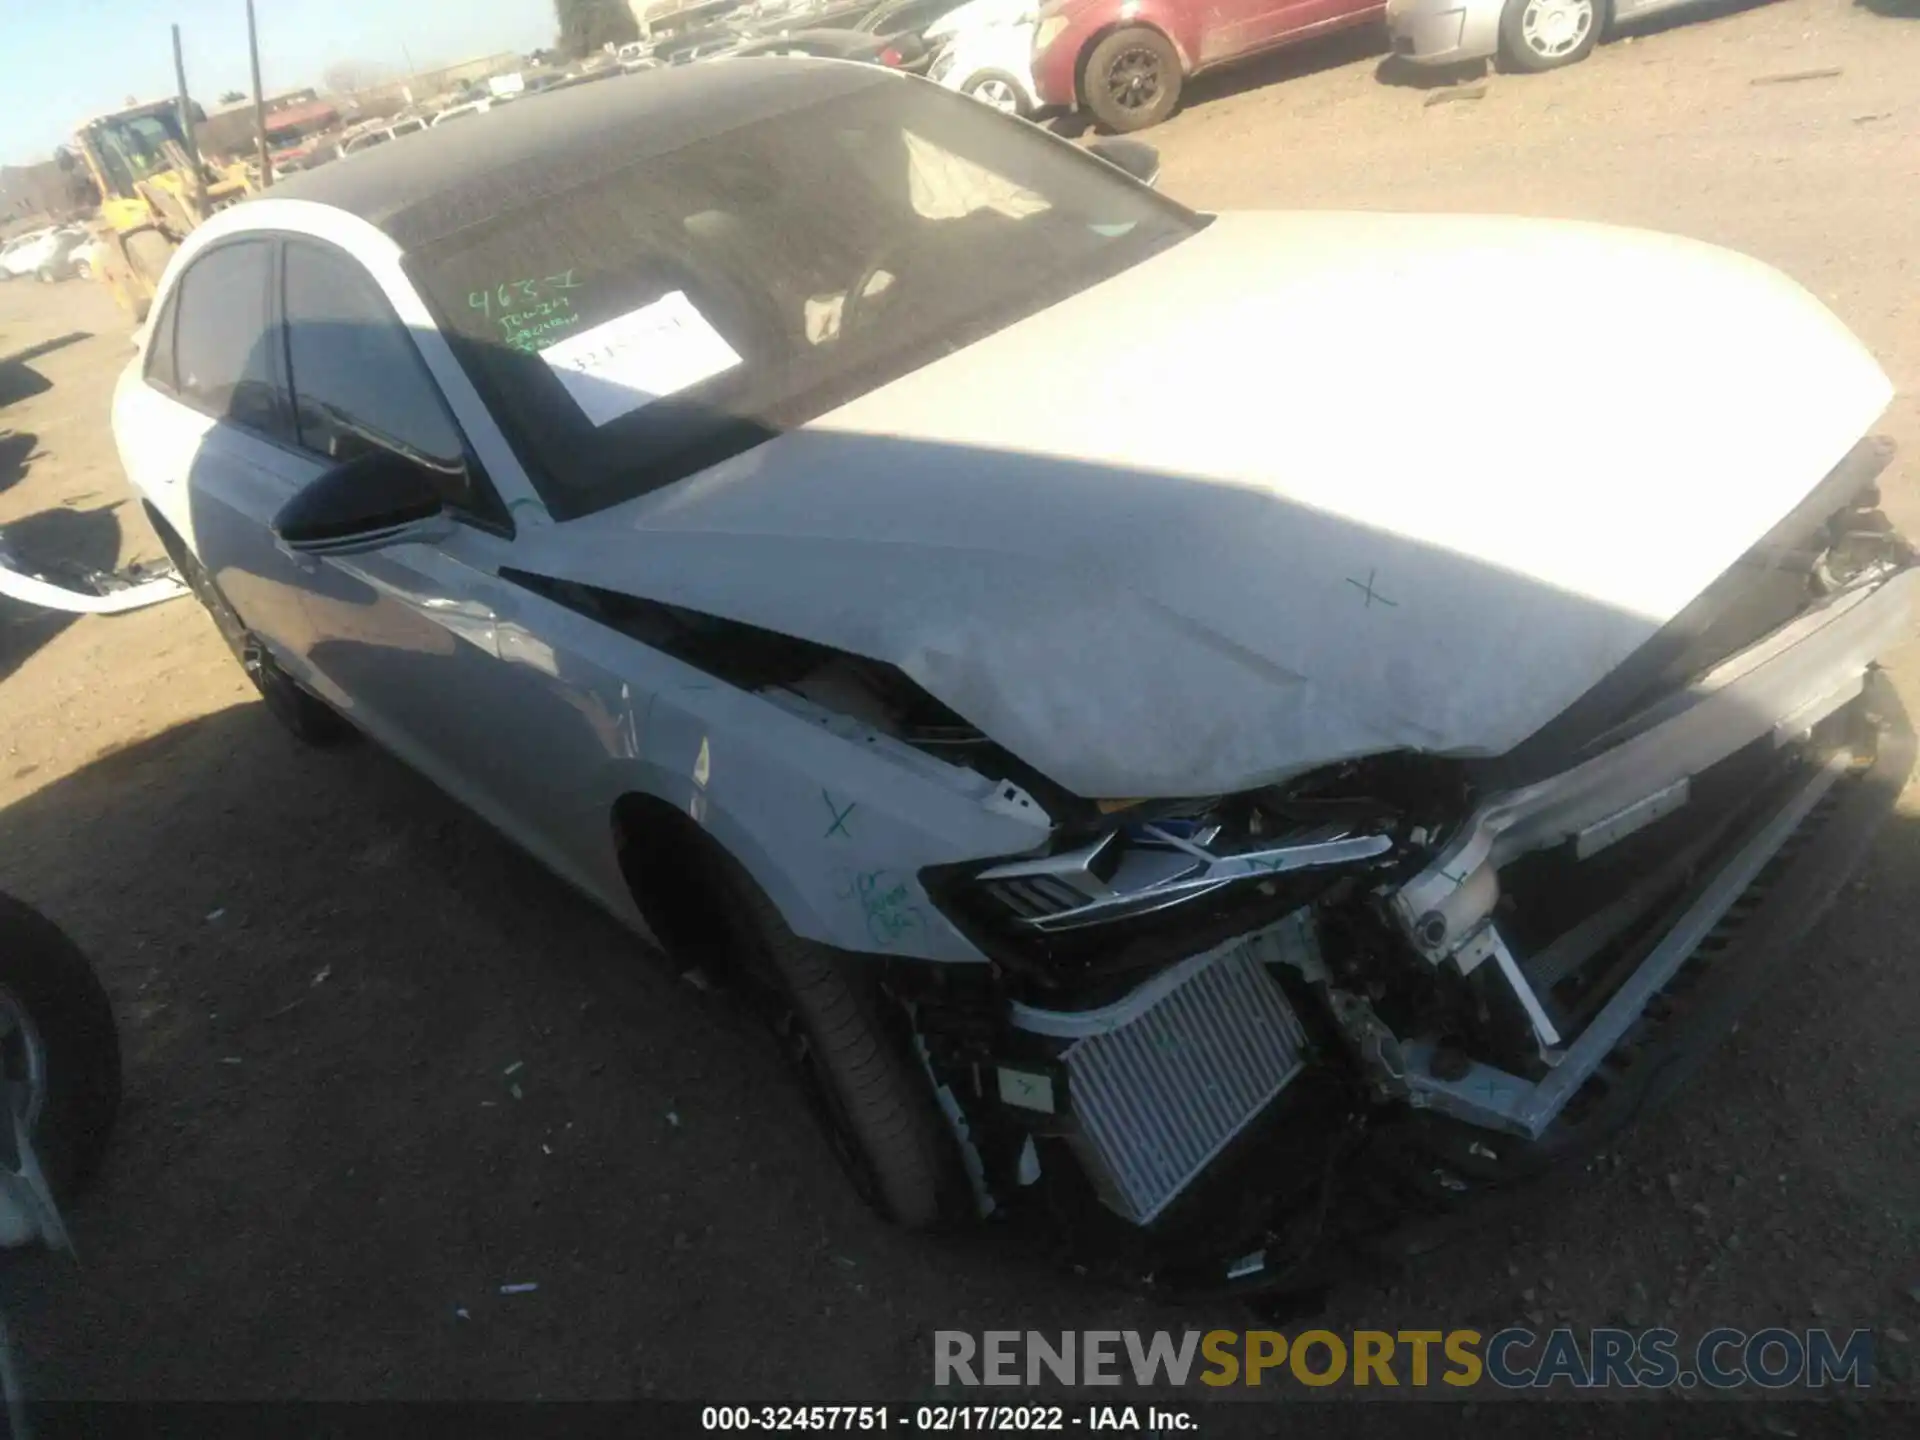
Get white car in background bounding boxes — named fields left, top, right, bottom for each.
left=431, top=97, right=511, bottom=126
left=925, top=0, right=1040, bottom=117
left=0, top=226, right=91, bottom=283
left=339, top=116, right=430, bottom=158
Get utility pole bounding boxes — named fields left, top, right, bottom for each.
left=247, top=0, right=273, bottom=188
left=171, top=24, right=208, bottom=220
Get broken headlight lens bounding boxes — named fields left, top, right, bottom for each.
left=972, top=816, right=1392, bottom=933
left=922, top=791, right=1407, bottom=993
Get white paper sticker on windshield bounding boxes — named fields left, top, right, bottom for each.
left=539, top=290, right=742, bottom=427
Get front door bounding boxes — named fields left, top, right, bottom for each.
left=271, top=238, right=629, bottom=891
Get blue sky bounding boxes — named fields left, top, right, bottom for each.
left=1, top=0, right=559, bottom=166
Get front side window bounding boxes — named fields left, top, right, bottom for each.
left=172, top=239, right=285, bottom=437
left=408, top=76, right=1199, bottom=519
left=281, top=241, right=469, bottom=491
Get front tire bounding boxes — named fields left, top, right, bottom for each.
left=1500, top=0, right=1600, bottom=71
left=0, top=893, right=122, bottom=1204
left=629, top=822, right=964, bottom=1230
left=153, top=518, right=354, bottom=747
left=1081, top=27, right=1182, bottom=134
left=962, top=70, right=1030, bottom=118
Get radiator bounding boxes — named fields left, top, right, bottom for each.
left=1022, top=920, right=1312, bottom=1225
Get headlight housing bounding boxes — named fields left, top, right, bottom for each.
left=1033, top=15, right=1071, bottom=53
left=923, top=790, right=1407, bottom=997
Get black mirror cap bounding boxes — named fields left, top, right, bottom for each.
left=1085, top=138, right=1161, bottom=189
left=272, top=449, right=447, bottom=548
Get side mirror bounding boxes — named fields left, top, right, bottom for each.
left=1085, top=137, right=1160, bottom=189
left=272, top=450, right=449, bottom=556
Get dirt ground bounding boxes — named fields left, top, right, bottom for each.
left=2, top=0, right=1917, bottom=1421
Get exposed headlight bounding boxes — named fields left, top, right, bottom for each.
left=1033, top=15, right=1070, bottom=52
left=923, top=793, right=1404, bottom=988
left=970, top=819, right=1392, bottom=933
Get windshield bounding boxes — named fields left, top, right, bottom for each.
left=408, top=79, right=1199, bottom=519
left=87, top=110, right=187, bottom=196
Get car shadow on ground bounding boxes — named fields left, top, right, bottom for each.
left=0, top=429, right=37, bottom=494
left=2, top=332, right=91, bottom=413
left=1189, top=25, right=1396, bottom=112
left=1375, top=54, right=1489, bottom=90
left=0, top=696, right=1066, bottom=1400
left=0, top=332, right=91, bottom=372
left=0, top=500, right=121, bottom=684
left=0, top=364, right=52, bottom=412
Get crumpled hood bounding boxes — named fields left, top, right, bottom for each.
left=517, top=211, right=1893, bottom=799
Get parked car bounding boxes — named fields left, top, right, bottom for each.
left=62, top=234, right=105, bottom=283
left=925, top=0, right=1042, bottom=116
left=112, top=60, right=1918, bottom=1291
left=430, top=97, right=510, bottom=126
left=845, top=0, right=974, bottom=69
left=0, top=231, right=49, bottom=281
left=723, top=27, right=923, bottom=65
left=0, top=227, right=89, bottom=283
left=657, top=25, right=753, bottom=64
left=1386, top=0, right=1683, bottom=72
left=338, top=116, right=429, bottom=159
left=1032, top=0, right=1386, bottom=131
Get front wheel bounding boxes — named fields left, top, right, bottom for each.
left=962, top=70, right=1030, bottom=118
left=632, top=826, right=966, bottom=1230
left=1081, top=27, right=1182, bottom=134
left=0, top=893, right=122, bottom=1207
left=1500, top=0, right=1600, bottom=71
left=153, top=518, right=355, bottom=747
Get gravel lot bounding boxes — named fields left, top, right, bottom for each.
left=2, top=0, right=1917, bottom=1424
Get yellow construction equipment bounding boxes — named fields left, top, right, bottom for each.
left=68, top=99, right=256, bottom=320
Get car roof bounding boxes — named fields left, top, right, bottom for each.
left=262, top=58, right=889, bottom=254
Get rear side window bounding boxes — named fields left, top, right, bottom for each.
left=282, top=241, right=469, bottom=490
left=144, top=290, right=180, bottom=392
left=172, top=239, right=285, bottom=438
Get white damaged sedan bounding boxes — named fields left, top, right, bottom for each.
left=113, top=59, right=1916, bottom=1292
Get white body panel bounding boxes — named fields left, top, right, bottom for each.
left=111, top=190, right=1898, bottom=963
left=522, top=210, right=1891, bottom=797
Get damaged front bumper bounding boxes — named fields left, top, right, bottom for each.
left=942, top=543, right=1915, bottom=1291
left=1378, top=562, right=1918, bottom=1139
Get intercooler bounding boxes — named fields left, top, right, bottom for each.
left=1011, top=919, right=1314, bottom=1225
